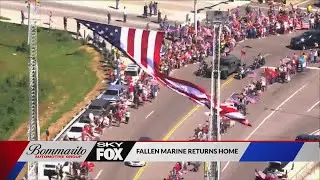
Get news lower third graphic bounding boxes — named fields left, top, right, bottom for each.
left=0, top=141, right=319, bottom=179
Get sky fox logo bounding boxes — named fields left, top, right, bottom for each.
left=96, top=142, right=124, bottom=161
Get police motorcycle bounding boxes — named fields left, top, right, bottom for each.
left=250, top=54, right=266, bottom=70
left=235, top=62, right=248, bottom=79
left=195, top=61, right=209, bottom=77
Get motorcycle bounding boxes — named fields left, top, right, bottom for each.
left=195, top=62, right=208, bottom=77
left=250, top=57, right=266, bottom=70
left=235, top=67, right=249, bottom=79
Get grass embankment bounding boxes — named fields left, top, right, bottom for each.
left=0, top=22, right=98, bottom=140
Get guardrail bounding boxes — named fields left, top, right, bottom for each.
left=288, top=162, right=320, bottom=180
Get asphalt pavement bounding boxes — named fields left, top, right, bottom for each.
left=3, top=1, right=319, bottom=180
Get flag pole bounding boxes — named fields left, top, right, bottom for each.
left=216, top=22, right=222, bottom=180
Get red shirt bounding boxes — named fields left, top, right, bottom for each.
left=129, top=84, right=134, bottom=92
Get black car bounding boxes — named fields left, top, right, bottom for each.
left=290, top=31, right=320, bottom=50
left=296, top=134, right=320, bottom=141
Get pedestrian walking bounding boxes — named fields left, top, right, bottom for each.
left=21, top=10, right=25, bottom=25
left=123, top=6, right=127, bottom=23
left=107, top=11, right=111, bottom=24
left=63, top=16, right=67, bottom=31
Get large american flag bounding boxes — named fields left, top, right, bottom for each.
left=76, top=19, right=211, bottom=108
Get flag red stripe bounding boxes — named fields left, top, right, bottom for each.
left=127, top=28, right=136, bottom=57
left=140, top=30, right=149, bottom=68
left=157, top=75, right=210, bottom=103
left=154, top=32, right=164, bottom=74
left=158, top=73, right=209, bottom=97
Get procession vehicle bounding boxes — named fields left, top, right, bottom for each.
left=125, top=137, right=151, bottom=167
left=296, top=134, right=320, bottom=141
left=255, top=162, right=295, bottom=180
left=196, top=54, right=242, bottom=79
left=290, top=30, right=320, bottom=50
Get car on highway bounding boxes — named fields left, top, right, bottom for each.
left=290, top=30, right=320, bottom=50
left=66, top=122, right=86, bottom=140
left=98, top=84, right=127, bottom=103
left=255, top=161, right=294, bottom=180
left=124, top=63, right=142, bottom=84
left=125, top=137, right=151, bottom=167
left=295, top=134, right=320, bottom=141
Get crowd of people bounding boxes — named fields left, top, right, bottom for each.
left=163, top=47, right=319, bottom=179
left=157, top=3, right=319, bottom=76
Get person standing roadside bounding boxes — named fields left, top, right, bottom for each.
left=123, top=6, right=127, bottom=23
left=63, top=16, right=67, bottom=31
left=21, top=10, right=25, bottom=25
left=149, top=1, right=153, bottom=16
left=125, top=110, right=130, bottom=124
left=107, top=11, right=111, bottom=24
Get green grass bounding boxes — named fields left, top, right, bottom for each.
left=0, top=22, right=97, bottom=140
left=0, top=16, right=11, bottom=20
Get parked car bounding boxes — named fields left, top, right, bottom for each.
left=66, top=123, right=86, bottom=140
left=98, top=84, right=127, bottom=103
left=86, top=99, right=111, bottom=117
left=290, top=30, right=320, bottom=50
left=124, top=63, right=142, bottom=84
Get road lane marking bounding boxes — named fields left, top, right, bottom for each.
left=310, top=129, right=320, bottom=135
left=222, top=84, right=308, bottom=172
left=95, top=170, right=103, bottom=180
left=145, top=111, right=154, bottom=119
left=133, top=77, right=234, bottom=180
left=307, top=101, right=320, bottom=112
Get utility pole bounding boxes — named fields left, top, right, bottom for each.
left=27, top=0, right=40, bottom=179
left=205, top=23, right=222, bottom=180
left=194, top=0, right=197, bottom=36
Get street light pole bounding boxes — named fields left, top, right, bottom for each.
left=205, top=23, right=222, bottom=180
left=194, top=0, right=197, bottom=36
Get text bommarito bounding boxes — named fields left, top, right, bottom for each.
left=136, top=148, right=238, bottom=154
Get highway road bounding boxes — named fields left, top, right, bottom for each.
left=4, top=1, right=319, bottom=180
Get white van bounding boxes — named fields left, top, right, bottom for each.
left=38, top=162, right=71, bottom=179
left=124, top=63, right=142, bottom=84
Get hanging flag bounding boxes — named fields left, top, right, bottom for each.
left=225, top=112, right=252, bottom=127
left=76, top=19, right=212, bottom=108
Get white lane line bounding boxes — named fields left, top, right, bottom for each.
left=95, top=170, right=103, bottom=180
left=306, top=101, right=320, bottom=112
left=309, top=129, right=320, bottom=135
left=145, top=110, right=154, bottom=119
left=222, top=84, right=308, bottom=172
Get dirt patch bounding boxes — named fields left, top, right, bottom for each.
left=15, top=46, right=106, bottom=179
